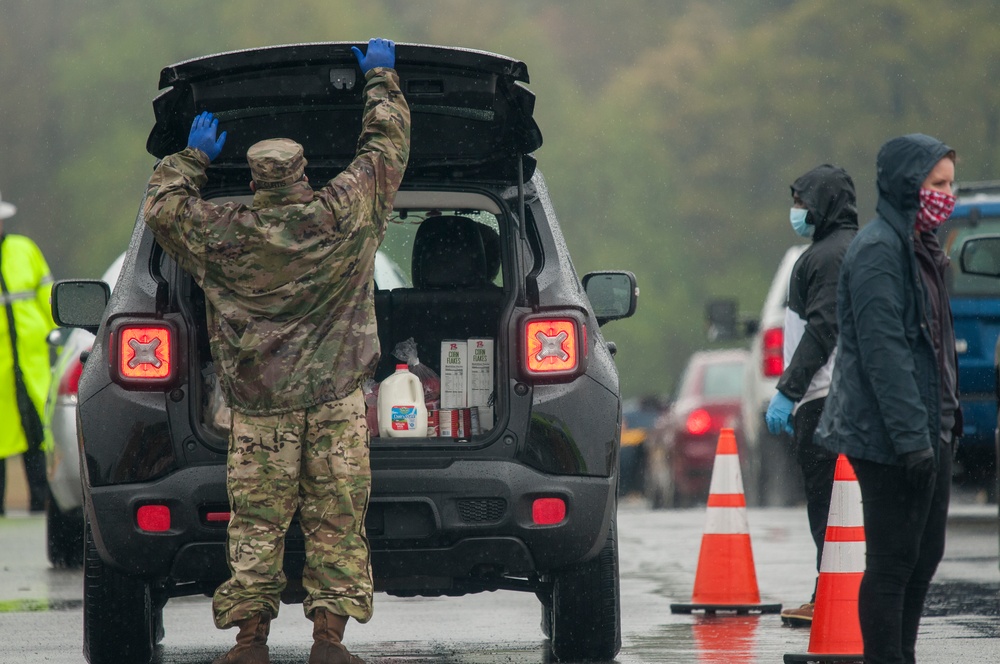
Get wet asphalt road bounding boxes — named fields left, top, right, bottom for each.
left=0, top=499, right=996, bottom=663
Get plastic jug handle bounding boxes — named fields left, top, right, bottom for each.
left=410, top=377, right=421, bottom=403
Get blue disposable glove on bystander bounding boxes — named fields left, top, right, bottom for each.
left=187, top=111, right=227, bottom=162
left=352, top=38, right=395, bottom=74
left=765, top=391, right=795, bottom=436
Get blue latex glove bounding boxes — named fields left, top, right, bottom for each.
left=352, top=38, right=395, bottom=74
left=765, top=391, right=795, bottom=436
left=187, top=111, right=227, bottom=162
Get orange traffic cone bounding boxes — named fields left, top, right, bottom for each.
left=784, top=454, right=865, bottom=663
left=671, top=428, right=781, bottom=615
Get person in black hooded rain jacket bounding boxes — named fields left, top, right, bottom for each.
left=765, top=164, right=858, bottom=627
left=815, top=134, right=960, bottom=664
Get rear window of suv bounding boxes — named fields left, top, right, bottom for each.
left=701, top=362, right=746, bottom=399
left=379, top=208, right=504, bottom=290
left=677, top=358, right=745, bottom=400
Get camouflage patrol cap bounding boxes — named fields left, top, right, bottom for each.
left=247, top=138, right=307, bottom=189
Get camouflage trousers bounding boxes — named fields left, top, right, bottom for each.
left=212, top=388, right=372, bottom=629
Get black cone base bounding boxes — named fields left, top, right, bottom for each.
left=670, top=602, right=782, bottom=615
left=783, top=653, right=863, bottom=663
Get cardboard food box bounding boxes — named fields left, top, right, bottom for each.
left=440, top=340, right=468, bottom=409
left=467, top=337, right=494, bottom=427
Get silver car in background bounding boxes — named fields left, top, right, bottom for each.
left=44, top=252, right=125, bottom=568
left=739, top=244, right=807, bottom=506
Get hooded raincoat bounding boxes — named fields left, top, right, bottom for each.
left=815, top=134, right=960, bottom=464
left=777, top=165, right=859, bottom=408
left=0, top=233, right=56, bottom=459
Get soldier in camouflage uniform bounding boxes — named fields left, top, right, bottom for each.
left=141, top=38, right=409, bottom=664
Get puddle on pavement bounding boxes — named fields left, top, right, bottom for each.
left=923, top=581, right=999, bottom=617
left=629, top=614, right=762, bottom=663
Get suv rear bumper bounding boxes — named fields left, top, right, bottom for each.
left=87, top=459, right=615, bottom=590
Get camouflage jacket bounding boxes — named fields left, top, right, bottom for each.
left=142, top=68, right=410, bottom=415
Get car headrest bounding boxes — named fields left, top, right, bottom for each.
left=477, top=223, right=501, bottom=283
left=412, top=216, right=488, bottom=289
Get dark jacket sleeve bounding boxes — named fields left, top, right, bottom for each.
left=849, top=237, right=931, bottom=455
left=776, top=242, right=842, bottom=400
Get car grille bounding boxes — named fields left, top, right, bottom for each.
left=457, top=498, right=507, bottom=524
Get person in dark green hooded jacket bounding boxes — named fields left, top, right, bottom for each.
left=767, top=164, right=858, bottom=627
left=815, top=134, right=960, bottom=664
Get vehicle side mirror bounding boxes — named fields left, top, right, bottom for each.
left=706, top=299, right=757, bottom=340
left=583, top=271, right=638, bottom=326
left=706, top=299, right=738, bottom=341
left=959, top=235, right=1000, bottom=278
left=51, top=279, right=111, bottom=334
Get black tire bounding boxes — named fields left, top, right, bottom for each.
left=152, top=591, right=167, bottom=645
left=539, top=593, right=552, bottom=638
left=83, top=518, right=155, bottom=664
left=547, top=519, right=622, bottom=662
left=651, top=475, right=676, bottom=510
left=46, top=495, right=84, bottom=569
left=644, top=446, right=675, bottom=510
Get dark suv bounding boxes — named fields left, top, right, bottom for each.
left=53, top=43, right=637, bottom=664
left=939, top=182, right=1000, bottom=497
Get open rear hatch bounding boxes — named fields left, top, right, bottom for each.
left=147, top=42, right=542, bottom=185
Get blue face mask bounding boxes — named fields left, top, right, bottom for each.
left=790, top=207, right=813, bottom=238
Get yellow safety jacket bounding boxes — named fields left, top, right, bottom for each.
left=0, top=233, right=56, bottom=459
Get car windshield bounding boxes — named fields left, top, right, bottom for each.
left=677, top=356, right=745, bottom=400
left=943, top=216, right=1000, bottom=296
left=700, top=361, right=745, bottom=399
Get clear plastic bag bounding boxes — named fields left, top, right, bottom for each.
left=204, top=367, right=232, bottom=434
left=392, top=337, right=441, bottom=408
left=363, top=378, right=380, bottom=434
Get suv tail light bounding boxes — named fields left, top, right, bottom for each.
left=58, top=350, right=89, bottom=397
left=762, top=326, right=784, bottom=377
left=120, top=327, right=172, bottom=379
left=108, top=317, right=184, bottom=389
left=522, top=312, right=588, bottom=381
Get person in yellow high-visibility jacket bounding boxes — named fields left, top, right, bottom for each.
left=0, top=190, right=56, bottom=515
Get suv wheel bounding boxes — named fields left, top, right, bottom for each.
left=46, top=493, right=84, bottom=568
left=83, top=518, right=155, bottom=664
left=545, top=519, right=622, bottom=662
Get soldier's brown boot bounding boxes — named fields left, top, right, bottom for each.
left=212, top=613, right=271, bottom=664
left=308, top=608, right=365, bottom=664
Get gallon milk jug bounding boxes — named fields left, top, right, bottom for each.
left=377, top=364, right=428, bottom=438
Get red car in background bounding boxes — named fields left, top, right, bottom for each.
left=644, top=348, right=749, bottom=508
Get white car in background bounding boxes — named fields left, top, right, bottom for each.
left=739, top=244, right=807, bottom=506
left=45, top=251, right=126, bottom=567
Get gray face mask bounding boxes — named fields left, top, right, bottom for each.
left=790, top=207, right=813, bottom=238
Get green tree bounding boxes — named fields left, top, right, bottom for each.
left=4, top=0, right=1000, bottom=398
